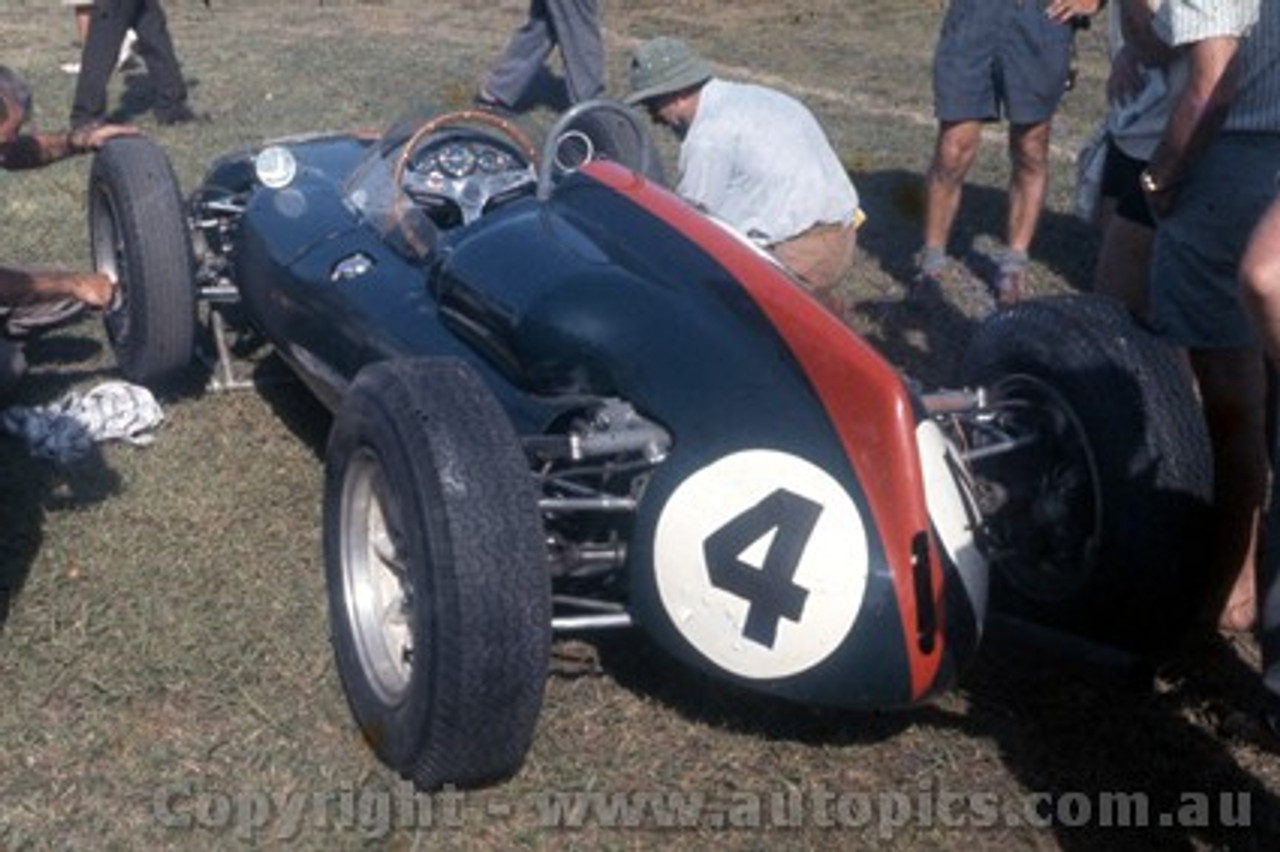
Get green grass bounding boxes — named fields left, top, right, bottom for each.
left=1, top=2, right=1277, bottom=850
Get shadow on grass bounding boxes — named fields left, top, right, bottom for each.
left=854, top=168, right=1102, bottom=293
left=106, top=68, right=203, bottom=125
left=578, top=622, right=1279, bottom=847
left=582, top=632, right=914, bottom=747
left=848, top=167, right=1103, bottom=387
left=949, top=628, right=1280, bottom=850
left=0, top=333, right=123, bottom=630
left=248, top=353, right=333, bottom=461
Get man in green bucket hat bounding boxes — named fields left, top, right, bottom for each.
left=626, top=36, right=865, bottom=314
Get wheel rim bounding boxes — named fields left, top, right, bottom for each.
left=340, top=446, right=416, bottom=705
left=983, top=375, right=1103, bottom=603
left=89, top=181, right=130, bottom=347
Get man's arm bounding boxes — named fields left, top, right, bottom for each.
left=1141, top=33, right=1242, bottom=216
left=0, top=123, right=138, bottom=171
left=1117, top=0, right=1178, bottom=67
left=0, top=266, right=113, bottom=309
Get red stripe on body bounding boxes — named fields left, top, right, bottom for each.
left=582, top=162, right=944, bottom=699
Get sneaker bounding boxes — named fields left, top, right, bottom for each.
left=908, top=248, right=949, bottom=300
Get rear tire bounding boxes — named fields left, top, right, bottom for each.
left=324, top=358, right=550, bottom=789
left=89, top=136, right=196, bottom=386
left=962, top=295, right=1213, bottom=651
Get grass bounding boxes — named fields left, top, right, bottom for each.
left=1, top=1, right=1278, bottom=849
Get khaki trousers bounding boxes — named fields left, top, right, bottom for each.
left=769, top=220, right=859, bottom=295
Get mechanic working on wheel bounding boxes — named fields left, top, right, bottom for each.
left=625, top=36, right=865, bottom=315
left=0, top=64, right=135, bottom=398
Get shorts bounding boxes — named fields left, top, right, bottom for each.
left=933, top=0, right=1074, bottom=125
left=770, top=220, right=858, bottom=293
left=1149, top=134, right=1280, bottom=350
left=1100, top=138, right=1154, bottom=228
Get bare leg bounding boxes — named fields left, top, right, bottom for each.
left=74, top=6, right=91, bottom=43
left=1189, top=347, right=1268, bottom=631
left=1243, top=195, right=1280, bottom=362
left=922, top=120, right=982, bottom=257
left=1094, top=214, right=1155, bottom=320
left=1006, top=120, right=1053, bottom=256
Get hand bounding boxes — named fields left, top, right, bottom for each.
left=1045, top=0, right=1102, bottom=24
left=1144, top=187, right=1176, bottom=220
left=68, top=122, right=141, bottom=154
left=73, top=272, right=116, bottom=309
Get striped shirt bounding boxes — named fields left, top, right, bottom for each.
left=1156, top=0, right=1280, bottom=132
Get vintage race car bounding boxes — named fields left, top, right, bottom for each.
left=86, top=100, right=1212, bottom=790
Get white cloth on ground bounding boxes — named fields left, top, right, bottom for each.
left=1, top=380, right=164, bottom=464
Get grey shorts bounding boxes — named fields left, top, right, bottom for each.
left=1149, top=134, right=1280, bottom=350
left=933, top=0, right=1074, bottom=125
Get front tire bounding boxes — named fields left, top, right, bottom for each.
left=89, top=136, right=196, bottom=386
left=962, top=295, right=1213, bottom=651
left=324, top=358, right=550, bottom=789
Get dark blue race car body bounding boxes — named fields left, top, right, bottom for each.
left=87, top=101, right=1210, bottom=789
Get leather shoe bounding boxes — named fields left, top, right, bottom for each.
left=473, top=90, right=516, bottom=118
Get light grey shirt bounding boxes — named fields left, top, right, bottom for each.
left=1155, top=0, right=1280, bottom=132
left=676, top=78, right=861, bottom=246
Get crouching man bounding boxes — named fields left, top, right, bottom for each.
left=625, top=37, right=865, bottom=314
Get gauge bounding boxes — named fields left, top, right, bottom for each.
left=413, top=151, right=439, bottom=174
left=477, top=147, right=513, bottom=173
left=437, top=143, right=476, bottom=178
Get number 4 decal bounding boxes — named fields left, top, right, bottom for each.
left=653, top=449, right=869, bottom=681
left=704, top=489, right=821, bottom=648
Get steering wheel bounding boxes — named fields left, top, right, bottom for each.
left=392, top=110, right=538, bottom=226
left=536, top=99, right=664, bottom=200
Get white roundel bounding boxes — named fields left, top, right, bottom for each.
left=653, top=449, right=869, bottom=680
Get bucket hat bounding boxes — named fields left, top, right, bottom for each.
left=625, top=37, right=713, bottom=105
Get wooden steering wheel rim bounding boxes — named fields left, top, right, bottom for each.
left=391, top=109, right=537, bottom=190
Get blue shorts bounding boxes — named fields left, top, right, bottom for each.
left=1149, top=135, right=1280, bottom=350
left=933, top=0, right=1074, bottom=125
